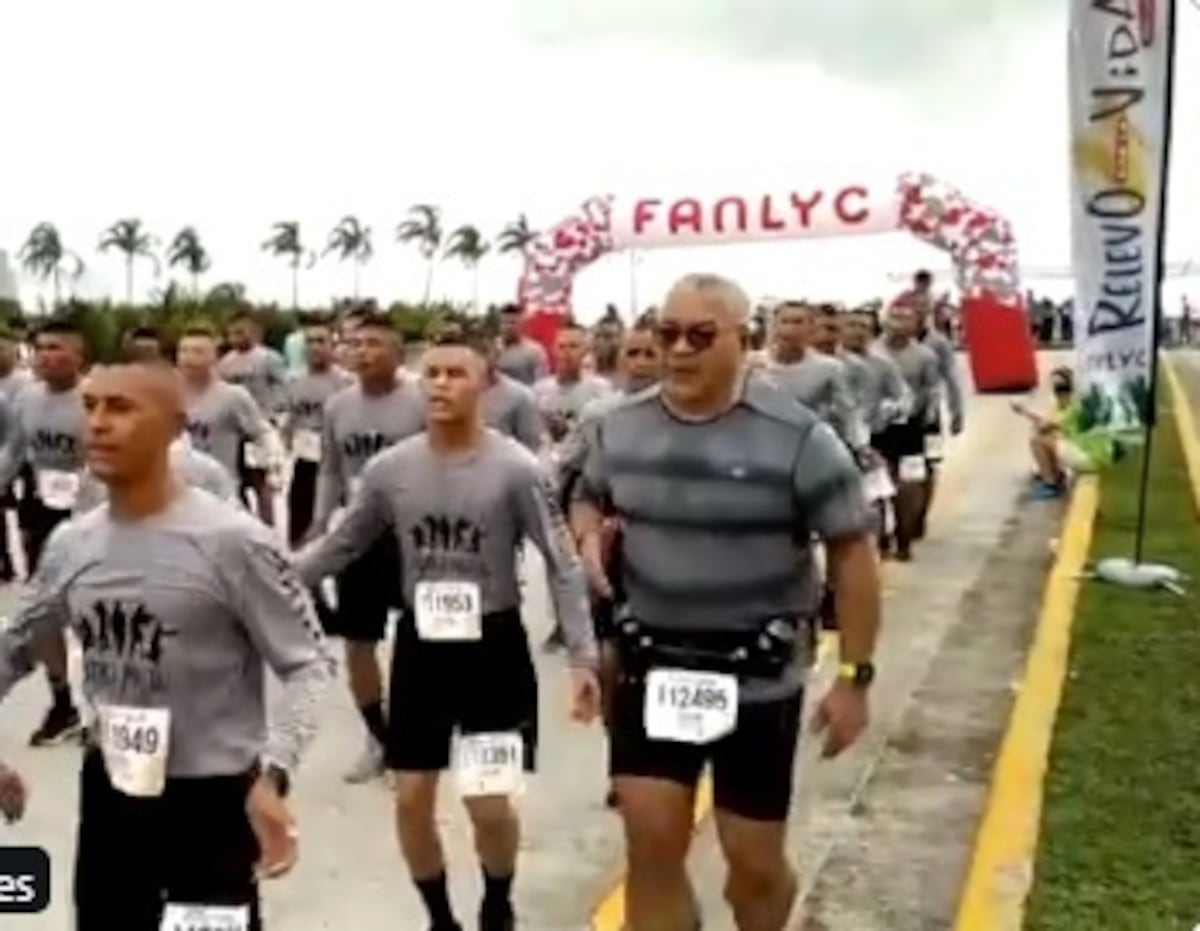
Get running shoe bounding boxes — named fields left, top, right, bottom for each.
left=29, top=704, right=82, bottom=747
left=342, top=737, right=385, bottom=784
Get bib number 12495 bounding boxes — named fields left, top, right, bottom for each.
left=643, top=669, right=738, bottom=745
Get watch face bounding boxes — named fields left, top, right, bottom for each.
left=854, top=662, right=876, bottom=686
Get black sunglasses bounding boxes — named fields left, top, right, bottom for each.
left=654, top=322, right=727, bottom=352
left=623, top=347, right=656, bottom=359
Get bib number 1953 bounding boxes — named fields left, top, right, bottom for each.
left=414, top=580, right=482, bottom=642
left=160, top=903, right=250, bottom=931
left=643, top=669, right=738, bottom=745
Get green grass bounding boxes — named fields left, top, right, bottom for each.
left=1025, top=398, right=1200, bottom=931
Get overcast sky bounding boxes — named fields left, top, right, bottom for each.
left=2, top=0, right=1198, bottom=317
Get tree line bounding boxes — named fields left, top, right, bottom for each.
left=15, top=206, right=539, bottom=310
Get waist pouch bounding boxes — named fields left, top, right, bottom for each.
left=614, top=613, right=813, bottom=679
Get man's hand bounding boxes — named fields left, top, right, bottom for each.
left=568, top=666, right=602, bottom=724
left=810, top=681, right=870, bottom=758
left=950, top=413, right=964, bottom=435
left=0, top=764, right=27, bottom=824
left=247, top=775, right=298, bottom=879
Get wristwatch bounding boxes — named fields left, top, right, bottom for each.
left=262, top=761, right=291, bottom=799
left=836, top=661, right=876, bottom=689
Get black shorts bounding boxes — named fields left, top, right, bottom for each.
left=287, top=459, right=319, bottom=547
left=19, top=496, right=72, bottom=574
left=610, top=674, right=804, bottom=822
left=324, top=535, right=403, bottom=642
left=871, top=421, right=926, bottom=467
left=74, top=749, right=261, bottom=931
left=386, top=608, right=539, bottom=773
left=236, top=442, right=267, bottom=489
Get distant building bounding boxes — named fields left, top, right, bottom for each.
left=0, top=251, right=16, bottom=301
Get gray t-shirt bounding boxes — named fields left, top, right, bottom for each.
left=482, top=374, right=544, bottom=452
left=298, top=429, right=597, bottom=667
left=315, top=380, right=426, bottom=526
left=0, top=381, right=87, bottom=502
left=576, top=379, right=872, bottom=701
left=534, top=375, right=612, bottom=445
left=875, top=338, right=941, bottom=423
left=496, top=339, right=550, bottom=386
left=0, top=368, right=32, bottom=404
left=285, top=366, right=354, bottom=464
left=218, top=345, right=288, bottom=415
left=0, top=487, right=333, bottom=776
left=921, top=329, right=964, bottom=427
left=843, top=348, right=912, bottom=434
left=74, top=439, right=239, bottom=515
left=766, top=352, right=857, bottom=445
left=185, top=380, right=267, bottom=478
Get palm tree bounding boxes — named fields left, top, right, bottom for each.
left=324, top=215, right=374, bottom=298
left=496, top=214, right=536, bottom=255
left=98, top=218, right=159, bottom=304
left=261, top=221, right=316, bottom=309
left=395, top=204, right=443, bottom=305
left=443, top=224, right=491, bottom=311
left=18, top=222, right=84, bottom=307
left=166, top=226, right=211, bottom=297
left=204, top=281, right=248, bottom=306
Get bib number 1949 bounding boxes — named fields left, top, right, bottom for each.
left=99, top=704, right=171, bottom=799
left=643, top=669, right=738, bottom=745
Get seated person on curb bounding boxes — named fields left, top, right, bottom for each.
left=1011, top=366, right=1118, bottom=499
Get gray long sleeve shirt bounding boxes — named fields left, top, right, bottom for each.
left=0, top=381, right=88, bottom=497
left=921, top=330, right=964, bottom=427
left=218, top=345, right=288, bottom=416
left=298, top=429, right=598, bottom=668
left=0, top=488, right=334, bottom=776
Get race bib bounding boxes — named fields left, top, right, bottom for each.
left=925, top=431, right=946, bottom=460
left=98, top=704, right=170, bottom=798
left=160, top=903, right=250, bottom=931
left=644, top=669, right=738, bottom=745
left=898, top=455, right=928, bottom=483
left=36, top=469, right=79, bottom=510
left=414, top=580, right=482, bottom=641
left=863, top=466, right=896, bottom=502
left=293, top=429, right=322, bottom=462
left=242, top=440, right=269, bottom=469
left=454, top=732, right=524, bottom=798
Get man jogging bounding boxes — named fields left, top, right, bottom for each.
left=572, top=274, right=880, bottom=931
left=0, top=319, right=88, bottom=746
left=297, top=331, right=599, bottom=931
left=0, top=359, right=332, bottom=931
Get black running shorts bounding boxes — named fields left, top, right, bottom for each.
left=386, top=608, right=539, bottom=773
left=609, top=674, right=804, bottom=822
left=325, top=534, right=403, bottom=643
left=74, top=749, right=261, bottom=931
left=19, top=496, right=72, bottom=575
left=287, top=459, right=319, bottom=547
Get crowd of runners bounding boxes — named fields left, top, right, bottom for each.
left=0, top=266, right=962, bottom=930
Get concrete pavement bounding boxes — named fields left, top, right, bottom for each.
left=0, top=355, right=1064, bottom=930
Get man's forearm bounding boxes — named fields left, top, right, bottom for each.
left=828, top=535, right=881, bottom=663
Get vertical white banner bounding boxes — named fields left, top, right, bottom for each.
left=1069, top=0, right=1174, bottom=434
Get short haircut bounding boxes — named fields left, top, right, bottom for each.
left=180, top=322, right=219, bottom=340
left=432, top=320, right=491, bottom=356
left=36, top=318, right=82, bottom=340
left=666, top=274, right=751, bottom=326
left=127, top=325, right=161, bottom=343
left=355, top=310, right=398, bottom=336
left=498, top=302, right=522, bottom=316
left=914, top=269, right=933, bottom=287
left=774, top=300, right=810, bottom=316
left=814, top=303, right=840, bottom=318
left=632, top=309, right=657, bottom=332
left=228, top=308, right=258, bottom=326
left=558, top=316, right=586, bottom=334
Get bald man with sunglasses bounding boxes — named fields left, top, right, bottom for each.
left=571, top=274, right=880, bottom=931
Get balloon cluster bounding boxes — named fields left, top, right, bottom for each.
left=897, top=172, right=1020, bottom=303
left=517, top=196, right=614, bottom=314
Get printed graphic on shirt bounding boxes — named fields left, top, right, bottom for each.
left=409, top=513, right=487, bottom=577
left=76, top=598, right=177, bottom=694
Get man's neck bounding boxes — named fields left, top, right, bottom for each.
left=427, top=418, right=483, bottom=454
left=361, top=371, right=397, bottom=396
left=885, top=335, right=909, bottom=350
left=185, top=371, right=213, bottom=391
left=773, top=345, right=806, bottom=365
left=662, top=375, right=742, bottom=423
left=557, top=369, right=582, bottom=386
left=108, top=468, right=177, bottom=522
left=502, top=334, right=521, bottom=347
left=45, top=374, right=79, bottom=393
left=308, top=361, right=331, bottom=375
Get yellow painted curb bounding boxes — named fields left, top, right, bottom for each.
left=953, top=477, right=1099, bottom=930
left=1163, top=356, right=1200, bottom=514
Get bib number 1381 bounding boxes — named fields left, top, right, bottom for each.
left=643, top=669, right=738, bottom=745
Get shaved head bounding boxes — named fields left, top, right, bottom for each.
left=83, top=362, right=187, bottom=483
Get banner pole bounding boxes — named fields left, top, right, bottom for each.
left=1132, top=0, right=1178, bottom=565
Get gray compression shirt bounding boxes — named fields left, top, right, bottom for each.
left=298, top=429, right=597, bottom=668
left=185, top=379, right=267, bottom=478
left=0, top=380, right=87, bottom=501
left=482, top=374, right=544, bottom=452
left=218, top=345, right=288, bottom=416
left=0, top=487, right=334, bottom=776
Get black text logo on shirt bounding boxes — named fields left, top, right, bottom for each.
left=30, top=430, right=78, bottom=458
left=343, top=432, right=390, bottom=461
left=410, top=514, right=486, bottom=577
left=186, top=420, right=210, bottom=445
left=76, top=599, right=178, bottom=693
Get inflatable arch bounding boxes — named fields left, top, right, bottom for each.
left=518, top=172, right=1038, bottom=392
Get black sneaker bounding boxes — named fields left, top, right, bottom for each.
left=29, top=704, right=82, bottom=747
left=479, top=901, right=515, bottom=931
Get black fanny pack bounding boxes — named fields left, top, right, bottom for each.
left=614, top=613, right=813, bottom=679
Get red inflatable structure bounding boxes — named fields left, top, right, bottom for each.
left=516, top=172, right=1037, bottom=393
